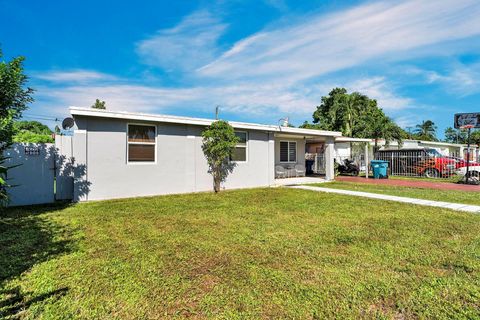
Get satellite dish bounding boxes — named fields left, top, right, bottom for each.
left=62, top=117, right=75, bottom=130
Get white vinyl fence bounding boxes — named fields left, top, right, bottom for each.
left=4, top=136, right=75, bottom=207
left=305, top=153, right=325, bottom=175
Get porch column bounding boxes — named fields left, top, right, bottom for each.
left=325, top=137, right=335, bottom=181
left=459, top=146, right=464, bottom=159
left=364, top=143, right=369, bottom=179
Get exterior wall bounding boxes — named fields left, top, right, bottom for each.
left=306, top=142, right=324, bottom=154
left=376, top=140, right=478, bottom=160
left=334, top=142, right=350, bottom=160
left=274, top=137, right=306, bottom=167
left=223, top=131, right=274, bottom=189
left=72, top=117, right=274, bottom=201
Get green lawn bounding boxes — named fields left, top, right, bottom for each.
left=316, top=181, right=480, bottom=206
left=1, top=188, right=480, bottom=319
left=358, top=174, right=463, bottom=184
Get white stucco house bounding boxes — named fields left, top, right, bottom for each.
left=70, top=107, right=344, bottom=201
left=374, top=139, right=478, bottom=160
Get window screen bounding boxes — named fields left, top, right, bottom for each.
left=231, top=131, right=248, bottom=162
left=127, top=124, right=156, bottom=162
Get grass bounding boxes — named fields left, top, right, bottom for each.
left=1, top=188, right=480, bottom=319
left=358, top=173, right=463, bottom=183
left=316, top=181, right=480, bottom=206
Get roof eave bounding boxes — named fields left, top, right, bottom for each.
left=69, top=107, right=341, bottom=137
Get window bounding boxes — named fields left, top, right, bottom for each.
left=231, top=131, right=248, bottom=162
left=280, top=141, right=297, bottom=162
left=127, top=124, right=156, bottom=162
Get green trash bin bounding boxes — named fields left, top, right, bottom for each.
left=371, top=160, right=389, bottom=179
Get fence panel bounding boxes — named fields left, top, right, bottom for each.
left=55, top=136, right=74, bottom=201
left=374, top=150, right=458, bottom=178
left=306, top=153, right=325, bottom=175
left=5, top=144, right=55, bottom=206
left=4, top=139, right=75, bottom=206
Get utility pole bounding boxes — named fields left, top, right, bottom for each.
left=215, top=105, right=219, bottom=120
left=466, top=126, right=472, bottom=181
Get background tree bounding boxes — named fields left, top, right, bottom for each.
left=470, top=131, right=480, bottom=146
left=0, top=48, right=34, bottom=205
left=364, top=108, right=406, bottom=151
left=299, top=121, right=323, bottom=130
left=444, top=127, right=467, bottom=144
left=91, top=99, right=106, bottom=109
left=201, top=120, right=239, bottom=193
left=310, top=87, right=404, bottom=147
left=0, top=49, right=34, bottom=152
left=13, top=120, right=54, bottom=143
left=413, top=120, right=437, bottom=141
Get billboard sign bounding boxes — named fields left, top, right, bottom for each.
left=454, top=113, right=480, bottom=129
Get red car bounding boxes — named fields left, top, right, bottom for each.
left=446, top=156, right=480, bottom=169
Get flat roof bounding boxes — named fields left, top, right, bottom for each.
left=335, top=137, right=371, bottom=143
left=374, top=138, right=477, bottom=148
left=70, top=107, right=342, bottom=137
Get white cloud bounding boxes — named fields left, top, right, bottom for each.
left=199, top=0, right=480, bottom=83
left=34, top=70, right=117, bottom=82
left=34, top=0, right=480, bottom=125
left=347, top=77, right=413, bottom=110
left=406, top=63, right=480, bottom=96
left=136, top=10, right=227, bottom=71
left=34, top=77, right=320, bottom=125
left=394, top=115, right=420, bottom=129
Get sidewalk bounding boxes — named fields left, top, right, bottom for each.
left=291, top=185, right=480, bottom=213
left=336, top=176, right=480, bottom=192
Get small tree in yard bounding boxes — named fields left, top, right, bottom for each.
left=201, top=120, right=239, bottom=192
left=0, top=48, right=34, bottom=206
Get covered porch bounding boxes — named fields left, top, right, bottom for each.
left=334, top=137, right=372, bottom=177
left=272, top=127, right=341, bottom=182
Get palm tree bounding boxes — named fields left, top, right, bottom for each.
left=414, top=120, right=437, bottom=141
left=368, top=109, right=404, bottom=152
left=337, top=92, right=368, bottom=137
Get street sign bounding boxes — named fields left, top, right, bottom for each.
left=454, top=113, right=480, bottom=129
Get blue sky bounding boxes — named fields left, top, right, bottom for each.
left=2, top=0, right=480, bottom=138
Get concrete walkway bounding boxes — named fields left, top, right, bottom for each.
left=290, top=185, right=480, bottom=213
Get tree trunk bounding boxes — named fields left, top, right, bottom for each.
left=213, top=167, right=221, bottom=192
left=214, top=178, right=220, bottom=193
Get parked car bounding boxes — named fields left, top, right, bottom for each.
left=456, top=166, right=480, bottom=177
left=446, top=156, right=480, bottom=169
left=375, top=148, right=456, bottom=178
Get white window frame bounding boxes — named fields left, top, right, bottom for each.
left=126, top=123, right=157, bottom=165
left=279, top=140, right=297, bottom=163
left=231, top=131, right=248, bottom=163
